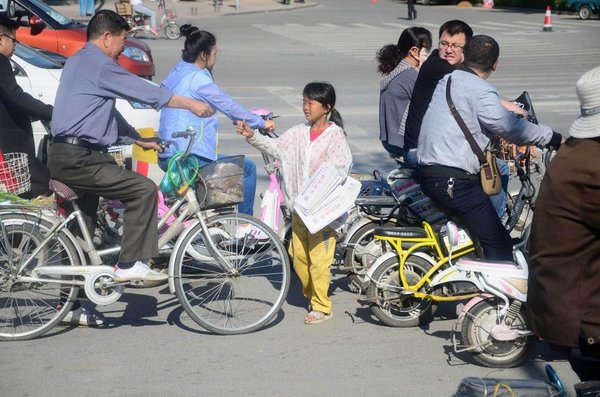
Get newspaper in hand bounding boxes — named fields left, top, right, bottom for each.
left=294, top=162, right=360, bottom=234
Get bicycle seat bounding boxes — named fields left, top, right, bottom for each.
left=373, top=226, right=428, bottom=239
left=49, top=179, right=79, bottom=201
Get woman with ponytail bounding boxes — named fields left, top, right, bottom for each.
left=377, top=26, right=431, bottom=159
left=158, top=24, right=274, bottom=215
left=236, top=81, right=352, bottom=325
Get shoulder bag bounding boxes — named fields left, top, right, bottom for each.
left=445, top=76, right=502, bottom=196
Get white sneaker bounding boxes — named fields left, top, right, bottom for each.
left=62, top=307, right=104, bottom=327
left=235, top=224, right=270, bottom=241
left=114, top=261, right=168, bottom=282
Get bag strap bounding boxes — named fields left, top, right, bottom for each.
left=445, top=77, right=487, bottom=165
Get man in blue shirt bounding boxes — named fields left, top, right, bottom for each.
left=50, top=10, right=214, bottom=284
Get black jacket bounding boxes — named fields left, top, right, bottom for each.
left=0, top=53, right=53, bottom=197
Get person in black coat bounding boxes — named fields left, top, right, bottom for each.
left=0, top=16, right=52, bottom=198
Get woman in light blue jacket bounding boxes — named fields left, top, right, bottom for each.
left=159, top=25, right=274, bottom=215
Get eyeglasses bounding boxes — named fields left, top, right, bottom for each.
left=0, top=34, right=18, bottom=45
left=439, top=40, right=464, bottom=51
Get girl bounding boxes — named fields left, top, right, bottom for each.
left=377, top=26, right=431, bottom=158
left=158, top=24, right=274, bottom=215
left=236, top=82, right=352, bottom=325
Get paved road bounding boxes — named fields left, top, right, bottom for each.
left=3, top=1, right=599, bottom=396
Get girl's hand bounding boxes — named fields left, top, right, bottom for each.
left=236, top=121, right=255, bottom=138
left=264, top=119, right=275, bottom=132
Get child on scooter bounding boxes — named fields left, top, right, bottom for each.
left=236, top=82, right=352, bottom=325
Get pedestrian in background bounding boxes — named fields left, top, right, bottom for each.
left=236, top=82, right=352, bottom=325
left=528, top=65, right=600, bottom=381
left=79, top=0, right=95, bottom=17
left=407, top=0, right=417, bottom=20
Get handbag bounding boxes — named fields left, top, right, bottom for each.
left=455, top=377, right=563, bottom=397
left=445, top=77, right=502, bottom=196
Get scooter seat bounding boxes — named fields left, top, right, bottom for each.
left=373, top=226, right=428, bottom=239
left=456, top=258, right=519, bottom=272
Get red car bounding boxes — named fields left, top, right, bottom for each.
left=6, top=0, right=154, bottom=79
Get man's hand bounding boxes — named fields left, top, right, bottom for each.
left=136, top=140, right=163, bottom=152
left=236, top=121, right=255, bottom=138
left=501, top=99, right=529, bottom=119
left=167, top=95, right=215, bottom=117
left=189, top=100, right=215, bottom=118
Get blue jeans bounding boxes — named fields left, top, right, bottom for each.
left=79, top=0, right=95, bottom=16
left=488, top=158, right=510, bottom=220
left=132, top=3, right=157, bottom=30
left=159, top=154, right=257, bottom=216
left=420, top=176, right=513, bottom=261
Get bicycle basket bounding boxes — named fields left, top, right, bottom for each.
left=196, top=155, right=245, bottom=209
left=0, top=152, right=31, bottom=195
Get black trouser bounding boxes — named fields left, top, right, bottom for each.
left=47, top=142, right=158, bottom=262
left=420, top=176, right=513, bottom=261
left=407, top=0, right=416, bottom=19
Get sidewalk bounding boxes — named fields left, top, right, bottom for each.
left=51, top=0, right=317, bottom=21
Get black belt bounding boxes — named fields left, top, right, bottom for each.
left=52, top=136, right=109, bottom=153
left=418, top=165, right=478, bottom=181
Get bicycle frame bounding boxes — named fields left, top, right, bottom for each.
left=15, top=128, right=241, bottom=298
left=369, top=221, right=478, bottom=302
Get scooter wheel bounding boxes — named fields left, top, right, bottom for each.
left=164, top=23, right=181, bottom=40
left=460, top=298, right=532, bottom=368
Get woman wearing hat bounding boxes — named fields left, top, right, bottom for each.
left=528, top=65, right=600, bottom=381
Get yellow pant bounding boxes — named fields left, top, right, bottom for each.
left=290, top=215, right=336, bottom=314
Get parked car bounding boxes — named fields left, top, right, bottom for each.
left=2, top=0, right=155, bottom=79
left=567, top=0, right=600, bottom=19
left=11, top=42, right=160, bottom=156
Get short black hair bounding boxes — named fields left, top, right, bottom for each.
left=463, top=35, right=499, bottom=73
left=439, top=20, right=473, bottom=40
left=87, top=10, right=129, bottom=41
left=0, top=15, right=19, bottom=36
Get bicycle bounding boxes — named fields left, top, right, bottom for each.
left=0, top=127, right=291, bottom=340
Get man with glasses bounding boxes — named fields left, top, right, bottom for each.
left=403, top=20, right=473, bottom=169
left=0, top=16, right=53, bottom=198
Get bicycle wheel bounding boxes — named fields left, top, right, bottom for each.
left=173, top=213, right=290, bottom=334
left=163, top=23, right=180, bottom=40
left=0, top=212, right=80, bottom=341
left=460, top=298, right=531, bottom=368
left=366, top=255, right=435, bottom=327
left=344, top=221, right=395, bottom=291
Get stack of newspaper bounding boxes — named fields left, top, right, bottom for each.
left=294, top=162, right=361, bottom=234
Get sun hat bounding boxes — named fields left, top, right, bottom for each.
left=569, top=65, right=600, bottom=139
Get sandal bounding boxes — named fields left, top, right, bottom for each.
left=304, top=310, right=332, bottom=325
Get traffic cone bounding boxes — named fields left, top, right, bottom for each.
left=543, top=5, right=553, bottom=32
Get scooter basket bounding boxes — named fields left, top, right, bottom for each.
left=195, top=155, right=245, bottom=210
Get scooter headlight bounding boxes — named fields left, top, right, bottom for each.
left=122, top=46, right=150, bottom=63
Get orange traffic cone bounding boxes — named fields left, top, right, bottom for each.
left=543, top=5, right=553, bottom=32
